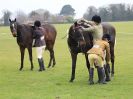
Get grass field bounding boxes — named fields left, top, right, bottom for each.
left=0, top=21, right=133, bottom=99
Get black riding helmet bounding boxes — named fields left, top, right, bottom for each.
left=34, top=20, right=41, bottom=27
left=102, top=34, right=111, bottom=41
left=91, top=15, right=101, bottom=24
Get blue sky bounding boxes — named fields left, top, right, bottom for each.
left=0, top=0, right=133, bottom=18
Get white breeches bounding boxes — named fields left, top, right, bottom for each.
left=36, top=46, right=46, bottom=59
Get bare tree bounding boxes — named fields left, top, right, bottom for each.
left=98, top=7, right=112, bottom=21
left=15, top=10, right=28, bottom=23
left=60, top=4, right=75, bottom=16
left=2, top=10, right=12, bottom=26
left=29, top=10, right=40, bottom=22
left=83, top=3, right=133, bottom=21
left=83, top=6, right=97, bottom=20
left=43, top=10, right=50, bottom=22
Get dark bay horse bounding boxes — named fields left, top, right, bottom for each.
left=67, top=21, right=116, bottom=82
left=9, top=18, right=57, bottom=70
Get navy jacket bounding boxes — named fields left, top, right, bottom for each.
left=33, top=27, right=46, bottom=47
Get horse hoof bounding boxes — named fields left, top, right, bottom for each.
left=106, top=78, right=111, bottom=82
left=53, top=62, right=56, bottom=66
left=111, top=73, right=114, bottom=77
left=89, top=80, right=94, bottom=85
left=31, top=68, right=33, bottom=71
left=38, top=69, right=43, bottom=72
left=19, top=68, right=23, bottom=71
left=69, top=79, right=74, bottom=82
left=52, top=63, right=56, bottom=67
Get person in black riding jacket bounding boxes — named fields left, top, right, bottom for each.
left=33, top=20, right=46, bottom=71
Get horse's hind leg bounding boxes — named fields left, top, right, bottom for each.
left=110, top=46, right=115, bottom=77
left=52, top=50, right=56, bottom=67
left=48, top=49, right=53, bottom=68
left=28, top=47, right=34, bottom=70
left=111, top=51, right=115, bottom=77
left=19, top=46, right=25, bottom=71
left=48, top=49, right=56, bottom=68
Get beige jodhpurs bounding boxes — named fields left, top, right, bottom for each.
left=36, top=46, right=46, bottom=59
left=88, top=54, right=104, bottom=68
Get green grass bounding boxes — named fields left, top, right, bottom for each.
left=0, top=22, right=133, bottom=99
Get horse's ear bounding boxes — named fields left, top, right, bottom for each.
left=74, top=21, right=78, bottom=27
left=9, top=19, right=11, bottom=22
left=14, top=18, right=16, bottom=22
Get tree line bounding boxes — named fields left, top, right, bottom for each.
left=1, top=3, right=133, bottom=26
left=83, top=4, right=133, bottom=22
left=0, top=4, right=75, bottom=26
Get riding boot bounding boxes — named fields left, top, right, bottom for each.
left=41, top=58, right=45, bottom=71
left=96, top=67, right=101, bottom=83
left=89, top=68, right=94, bottom=85
left=104, top=64, right=111, bottom=82
left=99, top=67, right=107, bottom=84
left=38, top=58, right=43, bottom=71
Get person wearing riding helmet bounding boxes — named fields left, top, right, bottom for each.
left=87, top=34, right=111, bottom=85
left=80, top=15, right=103, bottom=43
left=33, top=20, right=46, bottom=71
left=80, top=15, right=112, bottom=82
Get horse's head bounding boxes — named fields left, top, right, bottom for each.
left=68, top=22, right=86, bottom=52
left=68, top=21, right=93, bottom=53
left=9, top=18, right=17, bottom=37
left=71, top=21, right=87, bottom=44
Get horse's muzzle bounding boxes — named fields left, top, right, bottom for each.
left=12, top=32, right=17, bottom=37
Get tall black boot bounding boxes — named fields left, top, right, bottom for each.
left=99, top=67, right=107, bottom=84
left=104, top=64, right=111, bottom=82
left=97, top=67, right=101, bottom=83
left=41, top=58, right=45, bottom=71
left=89, top=68, right=94, bottom=85
left=38, top=58, right=44, bottom=71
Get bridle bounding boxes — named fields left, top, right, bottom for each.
left=9, top=20, right=18, bottom=37
left=71, top=25, right=87, bottom=53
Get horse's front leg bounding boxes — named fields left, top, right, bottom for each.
left=70, top=52, right=77, bottom=82
left=28, top=46, right=34, bottom=70
left=85, top=53, right=90, bottom=77
left=19, top=46, right=25, bottom=71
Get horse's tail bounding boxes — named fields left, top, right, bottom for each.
left=61, top=29, right=69, bottom=39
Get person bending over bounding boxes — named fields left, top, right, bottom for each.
left=87, top=34, right=111, bottom=85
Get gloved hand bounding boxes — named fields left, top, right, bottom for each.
left=78, top=26, right=85, bottom=30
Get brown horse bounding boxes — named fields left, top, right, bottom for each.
left=68, top=21, right=116, bottom=82
left=41, top=24, right=57, bottom=67
left=9, top=18, right=57, bottom=70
